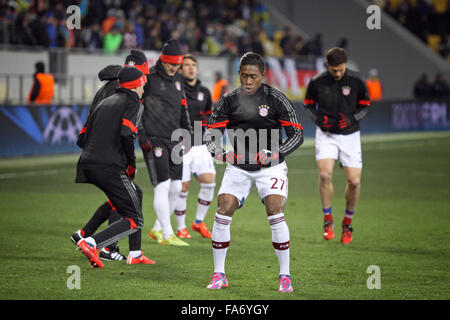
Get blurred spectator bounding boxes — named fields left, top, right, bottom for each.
left=299, top=33, right=323, bottom=56
left=133, top=16, right=146, bottom=49
left=27, top=61, right=54, bottom=104
left=31, top=13, right=49, bottom=47
left=250, top=32, right=264, bottom=56
left=366, top=68, right=383, bottom=101
left=430, top=73, right=450, bottom=98
left=413, top=73, right=432, bottom=98
left=102, top=9, right=117, bottom=35
left=260, top=29, right=282, bottom=57
left=279, top=26, right=294, bottom=56
left=46, top=13, right=58, bottom=48
left=159, top=11, right=173, bottom=44
left=238, top=35, right=253, bottom=56
left=311, top=33, right=324, bottom=56
left=336, top=37, right=349, bottom=52
left=211, top=71, right=229, bottom=104
left=103, top=24, right=123, bottom=53
left=220, top=30, right=239, bottom=56
left=123, top=21, right=138, bottom=50
left=293, top=35, right=304, bottom=56
left=83, top=22, right=103, bottom=50
left=17, top=12, right=38, bottom=46
left=438, top=36, right=449, bottom=59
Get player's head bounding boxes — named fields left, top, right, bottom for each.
left=118, top=66, right=147, bottom=99
left=180, top=54, right=198, bottom=82
left=160, top=39, right=184, bottom=77
left=239, top=52, right=266, bottom=95
left=125, top=50, right=150, bottom=75
left=35, top=61, right=45, bottom=73
left=325, top=47, right=348, bottom=81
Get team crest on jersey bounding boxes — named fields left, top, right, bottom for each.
left=258, top=105, right=270, bottom=117
left=197, top=92, right=204, bottom=101
left=342, top=86, right=351, bottom=96
left=175, top=81, right=181, bottom=91
left=154, top=147, right=163, bottom=157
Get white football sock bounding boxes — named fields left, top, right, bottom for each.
left=268, top=213, right=290, bottom=275
left=84, top=236, right=96, bottom=248
left=128, top=250, right=142, bottom=258
left=212, top=213, right=232, bottom=274
left=195, top=183, right=215, bottom=222
left=153, top=179, right=174, bottom=239
left=175, top=185, right=189, bottom=230
left=175, top=191, right=188, bottom=230
left=169, top=180, right=182, bottom=215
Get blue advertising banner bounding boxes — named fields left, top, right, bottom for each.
left=358, top=99, right=450, bottom=134
left=0, top=101, right=449, bottom=158
left=297, top=99, right=450, bottom=136
left=0, top=104, right=89, bottom=157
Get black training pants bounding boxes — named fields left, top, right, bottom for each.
left=83, top=166, right=144, bottom=251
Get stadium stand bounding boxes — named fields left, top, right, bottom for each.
left=376, top=0, right=449, bottom=61
left=0, top=0, right=311, bottom=59
left=268, top=0, right=449, bottom=100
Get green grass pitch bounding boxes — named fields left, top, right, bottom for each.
left=0, top=131, right=449, bottom=300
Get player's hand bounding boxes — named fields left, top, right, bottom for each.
left=254, top=149, right=279, bottom=167
left=216, top=151, right=243, bottom=164
left=126, top=164, right=136, bottom=180
left=139, top=135, right=152, bottom=153
left=337, top=112, right=351, bottom=129
left=206, top=139, right=222, bottom=156
left=318, top=115, right=334, bottom=131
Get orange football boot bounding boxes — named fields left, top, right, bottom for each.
left=191, top=221, right=212, bottom=238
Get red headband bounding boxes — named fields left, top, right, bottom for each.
left=124, top=62, right=149, bottom=75
left=118, top=74, right=147, bottom=89
left=161, top=54, right=184, bottom=65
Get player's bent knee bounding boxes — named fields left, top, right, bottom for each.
left=264, top=195, right=286, bottom=215
left=217, top=194, right=238, bottom=217
left=216, top=204, right=235, bottom=216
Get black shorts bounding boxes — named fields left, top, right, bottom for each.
left=143, top=137, right=183, bottom=186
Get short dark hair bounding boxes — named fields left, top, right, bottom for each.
left=35, top=61, right=45, bottom=73
left=183, top=54, right=197, bottom=64
left=239, top=52, right=266, bottom=74
left=326, top=47, right=348, bottom=66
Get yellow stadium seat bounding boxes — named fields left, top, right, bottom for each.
left=427, top=34, right=441, bottom=52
